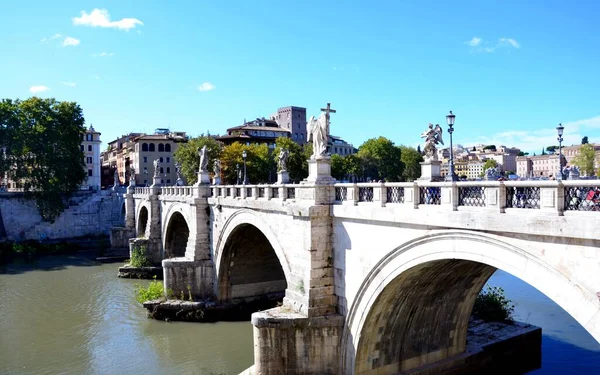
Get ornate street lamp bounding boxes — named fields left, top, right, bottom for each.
left=236, top=163, right=240, bottom=185
left=446, top=110, right=457, bottom=182
left=242, top=150, right=248, bottom=185
left=556, top=123, right=564, bottom=180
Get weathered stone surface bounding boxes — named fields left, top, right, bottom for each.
left=118, top=264, right=163, bottom=279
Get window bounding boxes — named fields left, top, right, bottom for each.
left=158, top=144, right=165, bottom=152
left=80, top=145, right=84, bottom=151
left=88, top=169, right=93, bottom=177
left=165, top=144, right=171, bottom=152
left=161, top=179, right=164, bottom=184
left=159, top=157, right=164, bottom=163
left=166, top=167, right=170, bottom=173
left=144, top=167, right=147, bottom=174
left=149, top=143, right=155, bottom=152
left=166, top=157, right=170, bottom=163
left=142, top=143, right=149, bottom=152
left=166, top=179, right=171, bottom=184
left=88, top=145, right=92, bottom=152
left=160, top=167, right=164, bottom=173
left=86, top=134, right=92, bottom=141
left=143, top=156, right=147, bottom=163
left=87, top=156, right=93, bottom=164
left=144, top=180, right=147, bottom=184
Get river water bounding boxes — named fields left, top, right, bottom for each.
left=0, top=254, right=599, bottom=375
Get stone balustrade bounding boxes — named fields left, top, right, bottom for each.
left=334, top=180, right=600, bottom=214
left=209, top=184, right=302, bottom=201
left=134, top=187, right=152, bottom=196
left=160, top=186, right=194, bottom=197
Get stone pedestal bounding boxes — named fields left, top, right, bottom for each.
left=151, top=175, right=162, bottom=187
left=251, top=308, right=344, bottom=375
left=162, top=258, right=216, bottom=299
left=212, top=176, right=221, bottom=185
left=305, top=158, right=336, bottom=184
left=419, top=160, right=443, bottom=182
left=277, top=171, right=289, bottom=184
left=176, top=178, right=185, bottom=186
left=194, top=171, right=210, bottom=186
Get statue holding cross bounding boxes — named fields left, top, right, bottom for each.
left=307, top=103, right=336, bottom=159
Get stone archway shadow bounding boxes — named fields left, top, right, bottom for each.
left=342, top=230, right=600, bottom=374
left=136, top=205, right=149, bottom=238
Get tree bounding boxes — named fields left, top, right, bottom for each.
left=0, top=97, right=86, bottom=221
left=541, top=148, right=546, bottom=155
left=330, top=154, right=345, bottom=181
left=545, top=145, right=559, bottom=153
left=483, top=145, right=496, bottom=152
left=220, top=142, right=273, bottom=184
left=343, top=154, right=363, bottom=182
left=274, top=137, right=309, bottom=182
left=480, top=159, right=498, bottom=177
left=517, top=151, right=529, bottom=157
left=572, top=144, right=597, bottom=176
left=582, top=136, right=589, bottom=145
left=416, top=145, right=422, bottom=155
left=357, top=137, right=403, bottom=181
left=173, top=135, right=222, bottom=184
left=399, top=145, right=423, bottom=182
left=472, top=146, right=476, bottom=152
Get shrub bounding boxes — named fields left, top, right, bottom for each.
left=134, top=277, right=165, bottom=303
left=472, top=285, right=515, bottom=322
left=130, top=244, right=152, bottom=267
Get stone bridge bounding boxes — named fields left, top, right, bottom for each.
left=124, top=177, right=600, bottom=374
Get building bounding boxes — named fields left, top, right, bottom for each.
left=130, top=131, right=188, bottom=186
left=218, top=105, right=356, bottom=156
left=101, top=133, right=143, bottom=188
left=217, top=118, right=291, bottom=148
left=467, top=161, right=485, bottom=180
left=516, top=154, right=565, bottom=178
left=80, top=125, right=102, bottom=190
left=560, top=143, right=600, bottom=166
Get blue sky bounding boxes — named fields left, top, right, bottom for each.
left=2, top=0, right=600, bottom=154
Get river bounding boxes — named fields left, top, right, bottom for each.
left=0, top=254, right=599, bottom=375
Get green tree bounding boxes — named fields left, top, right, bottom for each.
left=343, top=154, right=363, bottom=182
left=480, top=159, right=499, bottom=177
left=357, top=137, right=403, bottom=181
left=483, top=145, right=496, bottom=151
left=572, top=144, right=598, bottom=176
left=582, top=136, right=589, bottom=144
left=0, top=97, right=86, bottom=221
left=173, top=135, right=222, bottom=184
left=220, top=142, right=273, bottom=184
left=274, top=137, right=308, bottom=182
left=399, top=145, right=423, bottom=182
left=517, top=151, right=529, bottom=157
left=545, top=145, right=558, bottom=153
left=330, top=154, right=345, bottom=181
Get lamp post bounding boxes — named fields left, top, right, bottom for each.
left=236, top=163, right=240, bottom=185
left=242, top=150, right=248, bottom=185
left=556, top=123, right=564, bottom=181
left=446, top=110, right=457, bottom=182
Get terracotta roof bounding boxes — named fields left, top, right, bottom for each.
left=228, top=125, right=291, bottom=133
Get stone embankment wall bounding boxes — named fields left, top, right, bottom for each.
left=0, top=191, right=124, bottom=241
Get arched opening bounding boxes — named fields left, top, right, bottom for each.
left=142, top=143, right=148, bottom=152
left=158, top=143, right=165, bottom=152
left=149, top=143, right=155, bottom=152
left=137, top=206, right=148, bottom=237
left=164, top=212, right=189, bottom=259
left=165, top=143, right=171, bottom=152
left=218, top=223, right=287, bottom=308
left=355, top=259, right=496, bottom=374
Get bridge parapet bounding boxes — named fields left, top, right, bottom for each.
left=334, top=180, right=600, bottom=214
left=209, top=183, right=321, bottom=203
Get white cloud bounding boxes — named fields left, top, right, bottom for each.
left=197, top=82, right=216, bottom=92
left=466, top=37, right=482, bottom=47
left=29, top=85, right=49, bottom=93
left=62, top=37, right=80, bottom=47
left=92, top=52, right=114, bottom=57
left=73, top=8, right=143, bottom=31
left=61, top=82, right=76, bottom=87
left=499, top=38, right=520, bottom=49
left=92, top=75, right=101, bottom=80
left=41, top=33, right=62, bottom=43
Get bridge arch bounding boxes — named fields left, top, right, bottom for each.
left=342, top=230, right=600, bottom=374
left=136, top=205, right=149, bottom=237
left=215, top=209, right=291, bottom=303
left=161, top=203, right=193, bottom=259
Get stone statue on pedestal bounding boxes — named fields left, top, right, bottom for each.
left=198, top=146, right=208, bottom=173
left=153, top=159, right=161, bottom=177
left=420, top=123, right=444, bottom=162
left=484, top=167, right=502, bottom=181
left=113, top=169, right=119, bottom=186
left=213, top=159, right=221, bottom=176
left=278, top=148, right=289, bottom=172
left=307, top=113, right=329, bottom=159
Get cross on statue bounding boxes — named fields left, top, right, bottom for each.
left=320, top=102, right=336, bottom=123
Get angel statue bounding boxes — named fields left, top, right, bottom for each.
left=153, top=159, right=161, bottom=177
left=213, top=159, right=221, bottom=176
left=198, top=145, right=208, bottom=172
left=420, top=123, right=444, bottom=162
left=113, top=169, right=119, bottom=186
left=307, top=113, right=329, bottom=159
left=277, top=148, right=289, bottom=172
left=175, top=162, right=183, bottom=180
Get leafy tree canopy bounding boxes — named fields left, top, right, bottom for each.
left=357, top=137, right=403, bottom=181
left=274, top=137, right=309, bottom=182
left=173, top=135, right=222, bottom=184
left=483, top=158, right=498, bottom=170
left=220, top=142, right=273, bottom=184
left=582, top=136, right=589, bottom=145
left=0, top=97, right=86, bottom=221
left=399, top=145, right=423, bottom=182
left=483, top=145, right=497, bottom=151
left=545, top=145, right=559, bottom=153
left=572, top=143, right=597, bottom=176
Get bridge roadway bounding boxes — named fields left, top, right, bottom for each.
left=125, top=178, right=600, bottom=374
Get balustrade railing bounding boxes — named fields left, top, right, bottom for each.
left=386, top=186, right=404, bottom=204
left=335, top=186, right=348, bottom=202
left=271, top=188, right=279, bottom=199
left=246, top=187, right=253, bottom=198
left=287, top=187, right=295, bottom=199
left=258, top=187, right=265, bottom=198
left=564, top=184, right=600, bottom=212
left=505, top=186, right=540, bottom=209
left=358, top=187, right=374, bottom=202
left=458, top=186, right=486, bottom=207
left=419, top=186, right=441, bottom=205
